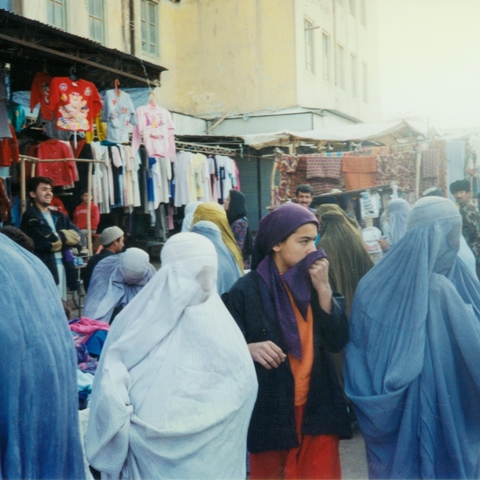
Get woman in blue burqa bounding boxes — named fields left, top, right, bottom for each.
left=345, top=196, right=480, bottom=479
left=0, top=233, right=85, bottom=479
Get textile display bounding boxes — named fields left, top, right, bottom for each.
left=306, top=155, right=344, bottom=195
left=341, top=156, right=377, bottom=191
left=86, top=233, right=258, bottom=480
left=376, top=151, right=416, bottom=192
left=345, top=197, right=480, bottom=479
left=419, top=149, right=441, bottom=193
left=0, top=76, right=12, bottom=139
left=30, top=72, right=53, bottom=120
left=0, top=125, right=19, bottom=166
left=276, top=153, right=307, bottom=202
left=0, top=234, right=85, bottom=479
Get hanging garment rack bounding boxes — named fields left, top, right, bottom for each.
left=20, top=155, right=104, bottom=255
left=175, top=141, right=237, bottom=156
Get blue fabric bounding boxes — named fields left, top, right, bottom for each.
left=0, top=233, right=85, bottom=479
left=345, top=196, right=480, bottom=479
left=386, top=198, right=410, bottom=247
left=191, top=221, right=242, bottom=295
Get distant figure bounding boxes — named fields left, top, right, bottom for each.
left=181, top=200, right=202, bottom=232
left=192, top=201, right=244, bottom=273
left=224, top=189, right=254, bottom=269
left=191, top=220, right=242, bottom=294
left=378, top=198, right=411, bottom=252
left=83, top=226, right=124, bottom=293
left=73, top=189, right=100, bottom=251
left=86, top=233, right=257, bottom=479
left=0, top=233, right=85, bottom=479
left=84, top=247, right=155, bottom=324
left=295, top=184, right=316, bottom=214
left=450, top=179, right=480, bottom=277
left=346, top=197, right=480, bottom=479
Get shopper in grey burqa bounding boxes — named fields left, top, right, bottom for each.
left=0, top=232, right=84, bottom=479
left=345, top=196, right=480, bottom=479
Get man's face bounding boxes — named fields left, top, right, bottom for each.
left=30, top=183, right=53, bottom=208
left=114, top=235, right=125, bottom=253
left=296, top=192, right=313, bottom=208
left=454, top=190, right=469, bottom=206
left=272, top=223, right=318, bottom=273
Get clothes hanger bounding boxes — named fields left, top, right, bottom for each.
left=114, top=79, right=121, bottom=96
left=148, top=90, right=156, bottom=107
left=69, top=65, right=78, bottom=81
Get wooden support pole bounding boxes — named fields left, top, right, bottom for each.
left=87, top=162, right=93, bottom=255
left=20, top=157, right=26, bottom=214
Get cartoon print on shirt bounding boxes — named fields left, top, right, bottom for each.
left=57, top=92, right=90, bottom=131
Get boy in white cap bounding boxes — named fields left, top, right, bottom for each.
left=83, top=226, right=124, bottom=292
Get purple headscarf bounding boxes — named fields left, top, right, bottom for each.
left=253, top=203, right=324, bottom=359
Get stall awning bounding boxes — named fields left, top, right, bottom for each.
left=0, top=8, right=167, bottom=91
left=240, top=120, right=432, bottom=150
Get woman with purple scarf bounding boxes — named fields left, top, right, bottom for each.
left=223, top=203, right=351, bottom=479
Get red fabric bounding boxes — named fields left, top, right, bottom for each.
left=73, top=202, right=100, bottom=230
left=0, top=125, right=19, bottom=167
left=49, top=77, right=102, bottom=132
left=37, top=139, right=77, bottom=186
left=50, top=196, right=68, bottom=217
left=249, top=405, right=341, bottom=480
left=30, top=72, right=53, bottom=120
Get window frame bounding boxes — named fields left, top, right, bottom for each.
left=47, top=0, right=66, bottom=30
left=141, top=0, right=159, bottom=56
left=88, top=0, right=105, bottom=44
left=350, top=53, right=357, bottom=98
left=304, top=19, right=315, bottom=74
left=322, top=32, right=331, bottom=83
left=335, top=43, right=345, bottom=90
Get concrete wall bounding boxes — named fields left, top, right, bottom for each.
left=294, top=0, right=381, bottom=123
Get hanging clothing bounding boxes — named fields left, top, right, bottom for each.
left=0, top=234, right=85, bottom=479
left=306, top=155, right=344, bottom=195
left=174, top=150, right=194, bottom=207
left=0, top=76, right=12, bottom=139
left=37, top=139, right=77, bottom=186
left=7, top=103, right=26, bottom=132
left=345, top=196, right=480, bottom=479
left=84, top=248, right=155, bottom=324
left=191, top=221, right=242, bottom=295
left=376, top=151, right=416, bottom=192
left=30, top=71, right=53, bottom=120
left=102, top=89, right=137, bottom=143
left=192, top=201, right=244, bottom=273
left=0, top=125, right=19, bottom=166
left=86, top=233, right=257, bottom=480
left=49, top=77, right=103, bottom=132
left=132, top=103, right=175, bottom=158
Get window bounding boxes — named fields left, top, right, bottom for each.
left=335, top=44, right=345, bottom=89
left=322, top=34, right=331, bottom=82
left=349, top=0, right=356, bottom=17
left=350, top=54, right=357, bottom=97
left=361, top=0, right=367, bottom=27
left=141, top=0, right=159, bottom=55
left=362, top=63, right=368, bottom=103
left=304, top=19, right=315, bottom=74
left=47, top=0, right=66, bottom=30
left=88, top=0, right=104, bottom=44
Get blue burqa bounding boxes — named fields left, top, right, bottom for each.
left=0, top=233, right=85, bottom=479
left=345, top=196, right=480, bottom=479
left=191, top=220, right=242, bottom=294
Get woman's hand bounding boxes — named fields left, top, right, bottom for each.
left=248, top=341, right=286, bottom=369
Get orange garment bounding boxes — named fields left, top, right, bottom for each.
left=285, top=287, right=314, bottom=407
left=249, top=405, right=341, bottom=480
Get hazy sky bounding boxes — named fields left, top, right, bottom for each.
left=377, top=0, right=480, bottom=129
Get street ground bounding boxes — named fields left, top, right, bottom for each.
left=340, top=429, right=369, bottom=479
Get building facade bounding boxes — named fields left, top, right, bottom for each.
left=5, top=0, right=381, bottom=133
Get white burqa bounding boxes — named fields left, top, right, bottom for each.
left=85, top=233, right=258, bottom=480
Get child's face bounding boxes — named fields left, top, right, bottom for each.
left=81, top=193, right=89, bottom=203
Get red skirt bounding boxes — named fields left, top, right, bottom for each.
left=249, top=404, right=341, bottom=479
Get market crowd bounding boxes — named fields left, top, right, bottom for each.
left=3, top=175, right=480, bottom=479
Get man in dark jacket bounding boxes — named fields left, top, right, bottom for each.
left=20, top=176, right=80, bottom=299
left=82, top=226, right=124, bottom=292
left=223, top=203, right=351, bottom=480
